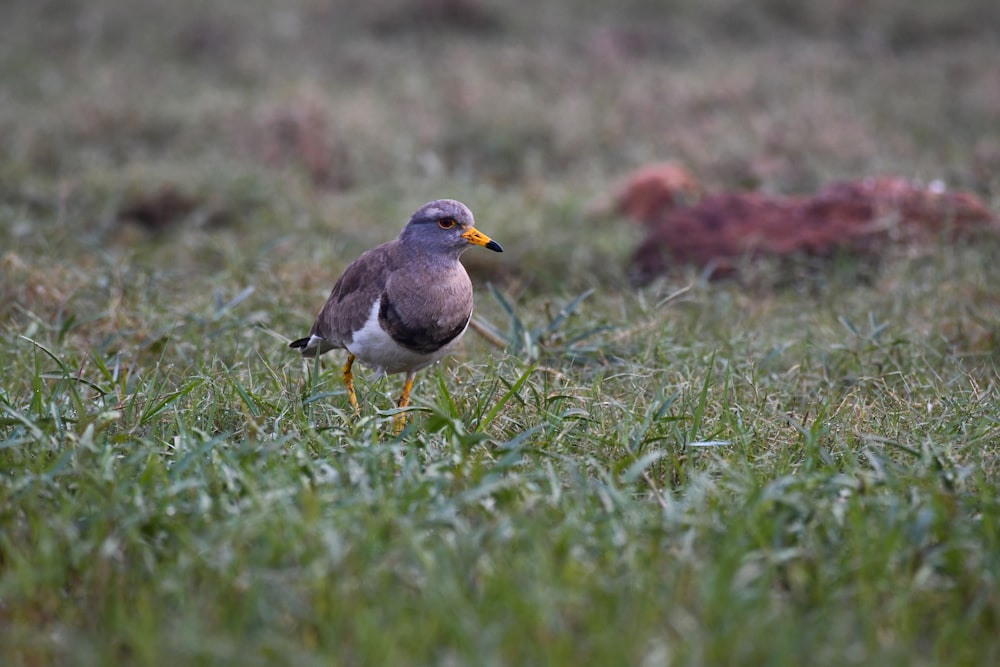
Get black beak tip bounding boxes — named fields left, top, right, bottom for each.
left=486, top=240, right=504, bottom=253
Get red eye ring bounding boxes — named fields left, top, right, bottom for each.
left=438, top=218, right=456, bottom=229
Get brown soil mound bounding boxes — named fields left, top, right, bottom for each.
left=614, top=165, right=996, bottom=284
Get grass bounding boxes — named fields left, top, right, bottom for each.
left=2, top=0, right=1000, bottom=665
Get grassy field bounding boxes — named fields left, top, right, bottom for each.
left=2, top=0, right=1000, bottom=664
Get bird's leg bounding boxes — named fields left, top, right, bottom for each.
left=341, top=353, right=359, bottom=414
left=393, top=371, right=416, bottom=434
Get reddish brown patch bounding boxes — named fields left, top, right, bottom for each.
left=117, top=187, right=198, bottom=231
left=369, top=0, right=503, bottom=34
left=816, top=177, right=995, bottom=237
left=240, top=96, right=352, bottom=190
left=116, top=186, right=231, bottom=233
left=617, top=167, right=997, bottom=285
left=612, top=162, right=703, bottom=226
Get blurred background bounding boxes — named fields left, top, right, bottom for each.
left=2, top=0, right=998, bottom=294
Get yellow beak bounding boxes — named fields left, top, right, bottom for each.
left=461, top=227, right=503, bottom=252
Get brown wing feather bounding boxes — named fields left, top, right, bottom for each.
left=309, top=240, right=401, bottom=346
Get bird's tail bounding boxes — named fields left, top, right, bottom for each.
left=289, top=336, right=317, bottom=358
left=289, top=335, right=338, bottom=358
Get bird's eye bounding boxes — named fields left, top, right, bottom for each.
left=438, top=218, right=456, bottom=229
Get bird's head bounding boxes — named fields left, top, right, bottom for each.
left=401, top=199, right=503, bottom=257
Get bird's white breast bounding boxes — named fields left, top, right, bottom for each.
left=347, top=298, right=468, bottom=375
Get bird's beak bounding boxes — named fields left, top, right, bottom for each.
left=462, top=227, right=503, bottom=252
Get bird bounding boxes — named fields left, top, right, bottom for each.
left=289, top=199, right=503, bottom=433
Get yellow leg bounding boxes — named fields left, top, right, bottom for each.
left=393, top=371, right=416, bottom=434
left=341, top=353, right=359, bottom=414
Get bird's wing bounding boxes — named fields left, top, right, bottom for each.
left=310, top=241, right=399, bottom=346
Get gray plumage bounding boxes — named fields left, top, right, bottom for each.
left=290, top=199, right=502, bottom=375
